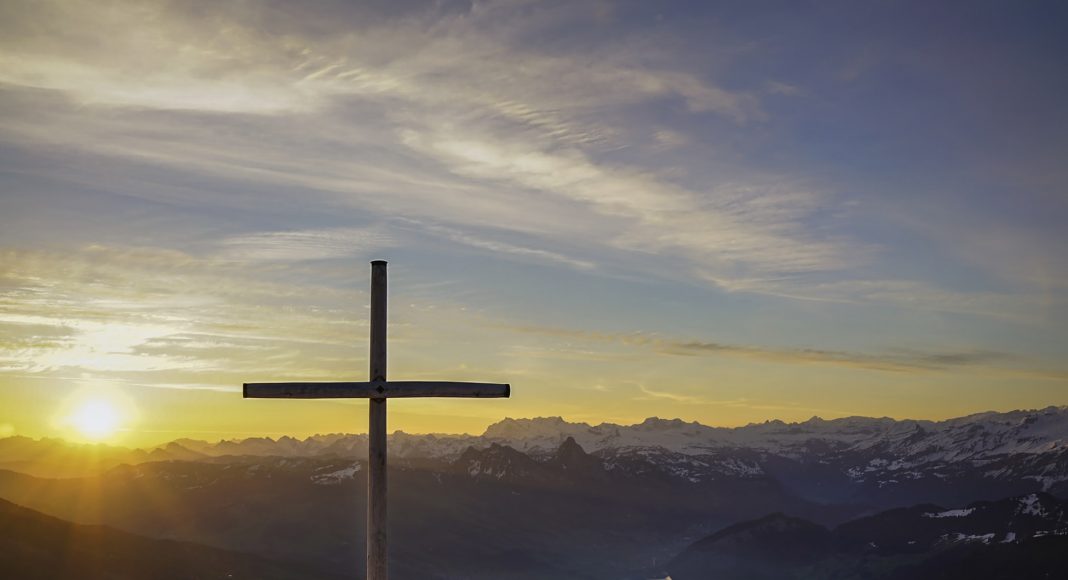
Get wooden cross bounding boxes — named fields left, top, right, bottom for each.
left=243, top=260, right=510, bottom=580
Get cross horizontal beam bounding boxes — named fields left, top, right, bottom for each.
left=243, top=381, right=510, bottom=399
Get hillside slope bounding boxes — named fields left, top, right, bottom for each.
left=660, top=492, right=1068, bottom=580
left=0, top=497, right=344, bottom=580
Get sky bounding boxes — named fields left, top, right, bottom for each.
left=2, top=0, right=1067, bottom=447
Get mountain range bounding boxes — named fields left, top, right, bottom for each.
left=1, top=406, right=1067, bottom=578
left=6, top=406, right=1067, bottom=507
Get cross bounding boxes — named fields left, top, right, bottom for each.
left=243, top=260, right=510, bottom=580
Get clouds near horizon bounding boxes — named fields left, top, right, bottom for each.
left=2, top=0, right=1067, bottom=439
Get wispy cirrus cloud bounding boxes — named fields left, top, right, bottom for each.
left=0, top=0, right=851, bottom=291
left=395, top=219, right=596, bottom=271
left=635, top=384, right=703, bottom=403
left=217, top=227, right=394, bottom=263
left=504, top=322, right=1027, bottom=376
left=661, top=339, right=1011, bottom=374
left=697, top=274, right=1045, bottom=322
left=400, top=125, right=849, bottom=278
left=2, top=0, right=1066, bottom=435
left=0, top=0, right=760, bottom=122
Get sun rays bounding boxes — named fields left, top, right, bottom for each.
left=54, top=384, right=138, bottom=444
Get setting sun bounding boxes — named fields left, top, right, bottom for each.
left=70, top=400, right=122, bottom=440
left=53, top=384, right=139, bottom=444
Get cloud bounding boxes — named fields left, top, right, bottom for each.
left=652, top=129, right=690, bottom=150
left=636, top=384, right=702, bottom=403
left=0, top=0, right=855, bottom=292
left=401, top=124, right=849, bottom=278
left=506, top=322, right=1020, bottom=375
left=662, top=340, right=1010, bottom=373
left=625, top=387, right=861, bottom=416
left=697, top=274, right=1041, bottom=321
left=0, top=245, right=367, bottom=383
left=1, top=0, right=1059, bottom=322
left=217, top=227, right=393, bottom=263
left=0, top=0, right=759, bottom=120
left=395, top=219, right=595, bottom=271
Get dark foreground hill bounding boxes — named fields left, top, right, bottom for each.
left=658, top=492, right=1068, bottom=580
left=0, top=497, right=343, bottom=580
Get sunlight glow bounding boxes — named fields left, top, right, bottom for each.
left=71, top=400, right=121, bottom=440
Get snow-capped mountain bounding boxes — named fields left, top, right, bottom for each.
left=148, top=405, right=1068, bottom=461
left=475, top=408, right=1068, bottom=503
left=482, top=407, right=1068, bottom=459
left=4, top=413, right=1068, bottom=580
left=4, top=406, right=1067, bottom=506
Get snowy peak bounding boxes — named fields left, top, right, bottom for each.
left=483, top=416, right=588, bottom=441
left=479, top=408, right=1068, bottom=459
left=636, top=417, right=698, bottom=431
left=5, top=406, right=1068, bottom=497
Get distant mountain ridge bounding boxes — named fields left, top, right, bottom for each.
left=481, top=407, right=1068, bottom=458
left=3, top=416, right=1068, bottom=579
left=9, top=405, right=1068, bottom=458
left=5, top=406, right=1068, bottom=503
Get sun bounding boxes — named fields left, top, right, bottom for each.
left=71, top=399, right=122, bottom=440
left=56, top=384, right=138, bottom=443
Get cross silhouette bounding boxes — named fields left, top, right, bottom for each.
left=243, top=260, right=510, bottom=580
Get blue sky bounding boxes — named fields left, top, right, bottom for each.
left=1, top=0, right=1066, bottom=443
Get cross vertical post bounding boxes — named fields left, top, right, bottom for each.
left=368, top=260, right=388, bottom=580
left=242, top=260, right=510, bottom=580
